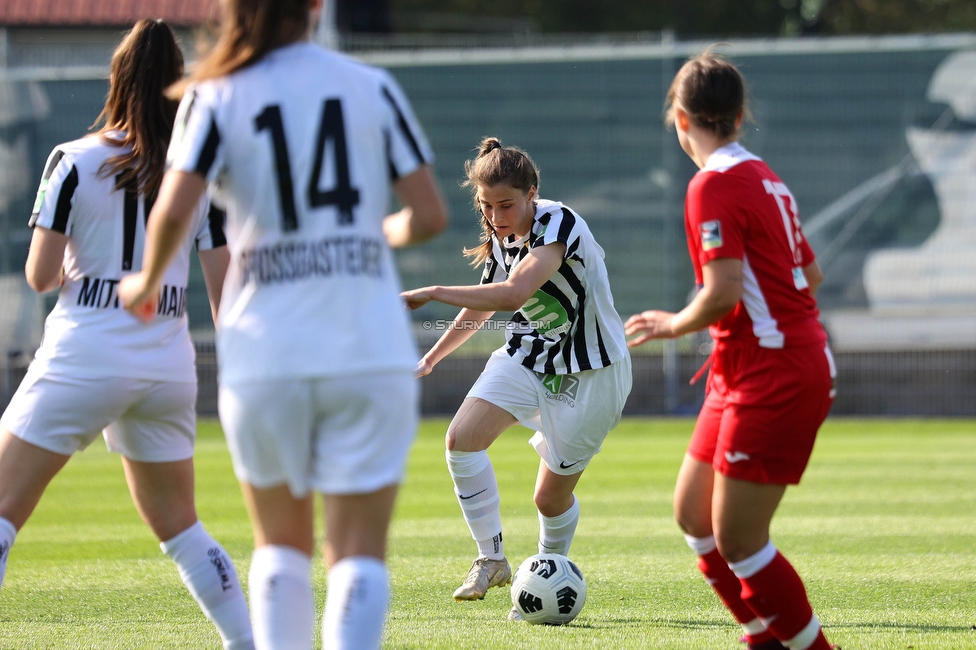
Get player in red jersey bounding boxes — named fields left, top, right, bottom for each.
left=626, top=50, right=837, bottom=650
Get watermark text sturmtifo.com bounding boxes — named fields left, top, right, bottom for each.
left=421, top=319, right=548, bottom=331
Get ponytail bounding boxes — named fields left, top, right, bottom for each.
left=94, top=19, right=183, bottom=198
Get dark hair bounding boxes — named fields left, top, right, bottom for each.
left=665, top=47, right=750, bottom=140
left=461, top=137, right=540, bottom=266
left=94, top=19, right=183, bottom=197
left=173, top=0, right=312, bottom=95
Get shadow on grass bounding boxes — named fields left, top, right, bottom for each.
left=828, top=622, right=976, bottom=633
left=579, top=617, right=733, bottom=630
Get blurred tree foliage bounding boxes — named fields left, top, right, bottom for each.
left=385, top=0, right=976, bottom=35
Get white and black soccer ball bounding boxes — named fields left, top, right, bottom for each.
left=510, top=553, right=586, bottom=625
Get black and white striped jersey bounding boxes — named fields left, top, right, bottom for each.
left=166, top=42, right=433, bottom=384
left=28, top=134, right=220, bottom=381
left=481, top=199, right=628, bottom=375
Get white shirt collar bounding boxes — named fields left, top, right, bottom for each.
left=701, top=142, right=762, bottom=173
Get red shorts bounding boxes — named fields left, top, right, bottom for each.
left=688, top=341, right=835, bottom=485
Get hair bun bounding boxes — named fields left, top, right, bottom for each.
left=479, top=137, right=503, bottom=156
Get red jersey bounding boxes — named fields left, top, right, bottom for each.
left=684, top=143, right=826, bottom=349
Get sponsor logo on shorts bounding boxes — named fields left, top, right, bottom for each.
left=724, top=451, right=751, bottom=464
left=700, top=220, right=722, bottom=251
left=559, top=460, right=580, bottom=470
left=540, top=373, right=579, bottom=407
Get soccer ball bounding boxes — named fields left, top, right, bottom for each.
left=510, top=553, right=586, bottom=625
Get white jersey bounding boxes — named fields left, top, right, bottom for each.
left=28, top=135, right=220, bottom=382
left=480, top=199, right=629, bottom=375
left=166, top=42, right=432, bottom=384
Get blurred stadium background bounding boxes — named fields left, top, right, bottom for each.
left=0, top=1, right=974, bottom=416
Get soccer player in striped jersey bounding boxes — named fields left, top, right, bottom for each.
left=402, top=138, right=632, bottom=615
left=625, top=51, right=837, bottom=650
left=0, top=20, right=254, bottom=649
left=118, top=1, right=448, bottom=648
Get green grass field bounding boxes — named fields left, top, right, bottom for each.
left=1, top=418, right=974, bottom=649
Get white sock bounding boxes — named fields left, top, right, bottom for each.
left=160, top=522, right=254, bottom=650
left=446, top=449, right=504, bottom=560
left=0, top=517, right=16, bottom=589
left=322, top=556, right=388, bottom=650
left=248, top=545, right=313, bottom=650
left=538, top=495, right=579, bottom=556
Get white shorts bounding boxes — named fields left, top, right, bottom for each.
left=0, top=365, right=197, bottom=462
left=467, top=349, right=632, bottom=475
left=218, top=370, right=419, bottom=498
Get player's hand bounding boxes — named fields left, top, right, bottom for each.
left=401, top=287, right=433, bottom=310
left=415, top=356, right=435, bottom=377
left=624, top=310, right=677, bottom=346
left=119, top=273, right=159, bottom=324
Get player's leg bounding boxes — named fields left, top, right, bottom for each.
left=121, top=457, right=197, bottom=539
left=712, top=343, right=835, bottom=650
left=532, top=462, right=582, bottom=555
left=239, top=483, right=315, bottom=650
left=123, top=457, right=254, bottom=650
left=676, top=386, right=780, bottom=649
left=714, top=476, right=830, bottom=650
left=320, top=486, right=398, bottom=650
left=308, top=370, right=417, bottom=649
left=0, top=431, right=70, bottom=588
left=220, top=377, right=319, bottom=650
left=446, top=397, right=517, bottom=600
left=531, top=356, right=631, bottom=558
left=111, top=380, right=253, bottom=650
left=0, top=370, right=121, bottom=590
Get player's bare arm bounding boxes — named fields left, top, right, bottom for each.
left=119, top=171, right=207, bottom=322
left=24, top=226, right=68, bottom=293
left=415, top=307, right=495, bottom=377
left=626, top=257, right=742, bottom=345
left=802, top=260, right=823, bottom=296
left=384, top=165, right=449, bottom=248
left=402, top=241, right=566, bottom=312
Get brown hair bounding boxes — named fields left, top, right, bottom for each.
left=172, top=0, right=312, bottom=95
left=94, top=19, right=183, bottom=197
left=665, top=47, right=750, bottom=140
left=461, top=137, right=540, bottom=266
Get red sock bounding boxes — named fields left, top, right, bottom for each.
left=732, top=545, right=830, bottom=650
left=688, top=538, right=776, bottom=646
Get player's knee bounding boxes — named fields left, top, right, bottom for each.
left=533, top=488, right=570, bottom=518
left=713, top=531, right=763, bottom=564
left=673, top=492, right=712, bottom=538
left=142, top=503, right=198, bottom=542
left=445, top=422, right=476, bottom=452
left=674, top=508, right=711, bottom=539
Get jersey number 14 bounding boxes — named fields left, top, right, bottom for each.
left=255, top=99, right=361, bottom=232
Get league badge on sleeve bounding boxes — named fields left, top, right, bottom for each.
left=700, top=220, right=723, bottom=251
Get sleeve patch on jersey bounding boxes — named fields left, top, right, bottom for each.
left=700, top=220, right=722, bottom=251
left=792, top=266, right=809, bottom=290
